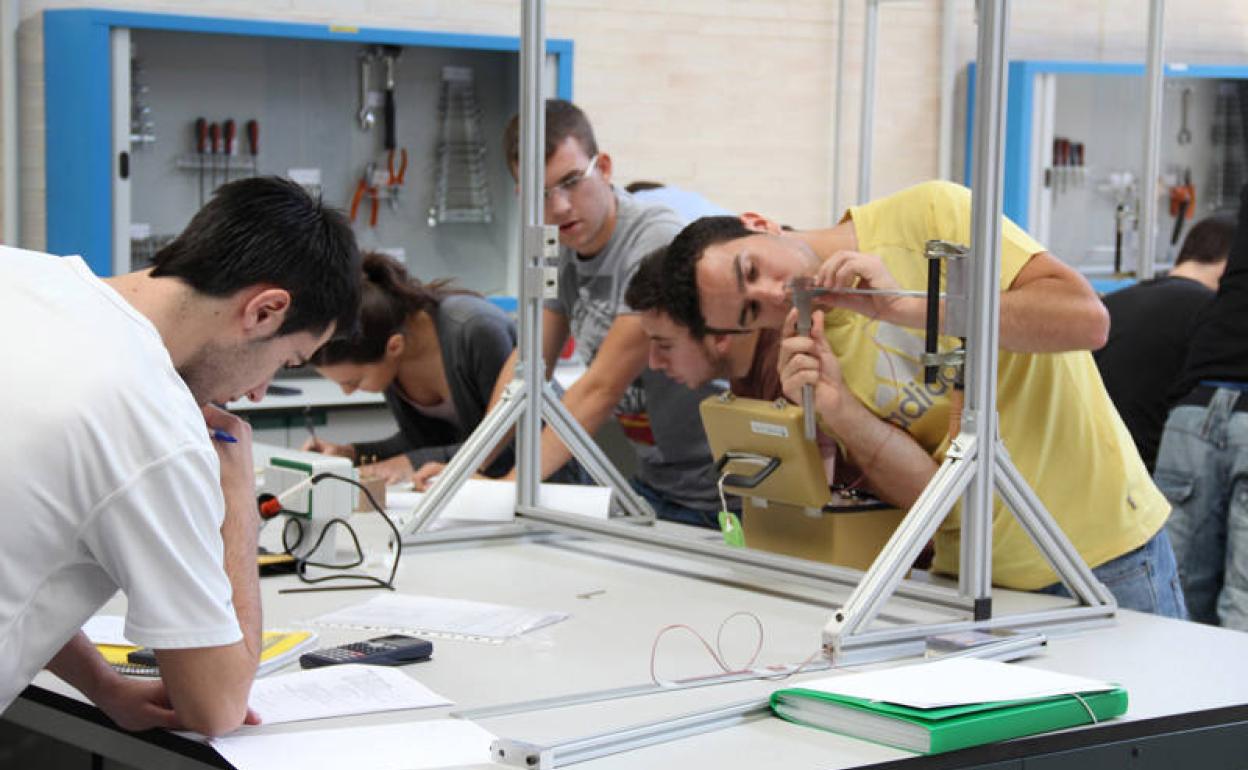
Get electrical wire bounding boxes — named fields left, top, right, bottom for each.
left=648, top=611, right=825, bottom=686
left=275, top=472, right=403, bottom=594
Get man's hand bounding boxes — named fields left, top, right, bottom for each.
left=359, top=454, right=414, bottom=485
left=411, top=461, right=445, bottom=491
left=202, top=404, right=255, bottom=505
left=410, top=461, right=488, bottom=491
left=96, top=676, right=261, bottom=733
left=813, top=250, right=923, bottom=327
left=778, top=308, right=851, bottom=423
left=300, top=436, right=355, bottom=460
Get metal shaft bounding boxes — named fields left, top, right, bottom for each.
left=959, top=0, right=1010, bottom=608
left=1139, top=0, right=1166, bottom=278
left=517, top=0, right=545, bottom=510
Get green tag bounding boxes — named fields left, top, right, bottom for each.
left=718, top=510, right=746, bottom=548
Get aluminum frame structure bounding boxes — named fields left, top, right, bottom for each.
left=400, top=0, right=659, bottom=537
left=821, top=0, right=1116, bottom=666
left=403, top=0, right=1114, bottom=671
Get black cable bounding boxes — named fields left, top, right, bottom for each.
left=275, top=472, right=402, bottom=594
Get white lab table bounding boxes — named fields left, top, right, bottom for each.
left=6, top=517, right=1248, bottom=770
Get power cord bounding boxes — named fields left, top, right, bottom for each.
left=273, top=472, right=402, bottom=594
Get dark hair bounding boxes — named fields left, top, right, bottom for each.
left=1177, top=213, right=1237, bottom=266
left=659, top=216, right=753, bottom=337
left=311, top=251, right=477, bottom=365
left=150, top=176, right=360, bottom=337
left=503, top=99, right=599, bottom=175
left=625, top=181, right=664, bottom=194
left=623, top=246, right=667, bottom=315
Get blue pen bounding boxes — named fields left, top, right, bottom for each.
left=210, top=429, right=238, bottom=444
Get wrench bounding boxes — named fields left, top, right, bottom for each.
left=1178, top=88, right=1192, bottom=145
left=357, top=51, right=376, bottom=132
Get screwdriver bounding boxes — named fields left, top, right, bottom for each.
left=222, top=119, right=236, bottom=184
left=194, top=117, right=207, bottom=207
left=208, top=122, right=221, bottom=193
left=246, top=119, right=259, bottom=174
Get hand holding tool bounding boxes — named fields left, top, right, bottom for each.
left=788, top=276, right=818, bottom=441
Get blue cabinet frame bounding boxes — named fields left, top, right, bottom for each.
left=43, top=9, right=574, bottom=275
left=964, top=60, right=1248, bottom=232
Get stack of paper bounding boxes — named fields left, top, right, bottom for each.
left=211, top=719, right=495, bottom=770
left=310, top=594, right=568, bottom=644
left=387, top=478, right=613, bottom=529
left=247, top=664, right=450, bottom=725
left=771, top=658, right=1127, bottom=754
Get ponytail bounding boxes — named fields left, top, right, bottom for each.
left=312, top=251, right=478, bottom=365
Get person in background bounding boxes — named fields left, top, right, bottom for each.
left=305, top=251, right=517, bottom=484
left=660, top=181, right=1186, bottom=618
left=412, top=99, right=727, bottom=529
left=0, top=177, right=360, bottom=735
left=1156, top=185, right=1248, bottom=630
left=625, top=180, right=732, bottom=223
left=1094, top=214, right=1234, bottom=471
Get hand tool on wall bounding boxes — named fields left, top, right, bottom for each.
left=1071, top=142, right=1084, bottom=188
left=1114, top=202, right=1129, bottom=275
left=194, top=117, right=207, bottom=206
left=1169, top=168, right=1195, bottom=245
left=1177, top=87, right=1193, bottom=145
left=222, top=118, right=236, bottom=184
left=246, top=119, right=259, bottom=170
left=357, top=50, right=376, bottom=131
left=350, top=162, right=380, bottom=228
left=386, top=147, right=407, bottom=210
left=208, top=121, right=221, bottom=192
left=381, top=45, right=401, bottom=151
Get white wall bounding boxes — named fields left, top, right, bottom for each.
left=6, top=0, right=1248, bottom=252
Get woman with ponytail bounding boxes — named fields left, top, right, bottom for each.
left=304, top=251, right=515, bottom=483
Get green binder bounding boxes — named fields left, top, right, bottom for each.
left=770, top=685, right=1128, bottom=754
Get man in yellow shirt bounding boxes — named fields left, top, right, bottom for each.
left=659, top=180, right=1185, bottom=617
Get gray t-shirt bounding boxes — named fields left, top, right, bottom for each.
left=546, top=188, right=722, bottom=510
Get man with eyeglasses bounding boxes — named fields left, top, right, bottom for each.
left=413, top=100, right=728, bottom=529
left=655, top=180, right=1187, bottom=618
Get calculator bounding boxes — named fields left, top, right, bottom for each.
left=298, top=634, right=433, bottom=669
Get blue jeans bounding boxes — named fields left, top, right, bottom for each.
left=1154, top=389, right=1248, bottom=629
left=629, top=477, right=722, bottom=530
left=1035, top=527, right=1187, bottom=619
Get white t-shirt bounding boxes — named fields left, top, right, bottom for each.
left=0, top=247, right=241, bottom=711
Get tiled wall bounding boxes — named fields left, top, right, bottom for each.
left=6, top=0, right=1248, bottom=250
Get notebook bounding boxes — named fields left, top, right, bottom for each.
left=95, top=630, right=318, bottom=678
left=770, top=658, right=1127, bottom=754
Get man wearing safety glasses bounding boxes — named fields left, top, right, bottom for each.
left=413, top=100, right=728, bottom=529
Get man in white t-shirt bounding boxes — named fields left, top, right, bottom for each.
left=0, top=176, right=360, bottom=736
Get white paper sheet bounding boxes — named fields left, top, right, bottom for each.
left=386, top=478, right=612, bottom=524
left=310, top=593, right=568, bottom=643
left=82, top=615, right=134, bottom=647
left=247, top=664, right=451, bottom=725
left=210, top=719, right=494, bottom=770
left=795, top=657, right=1116, bottom=709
